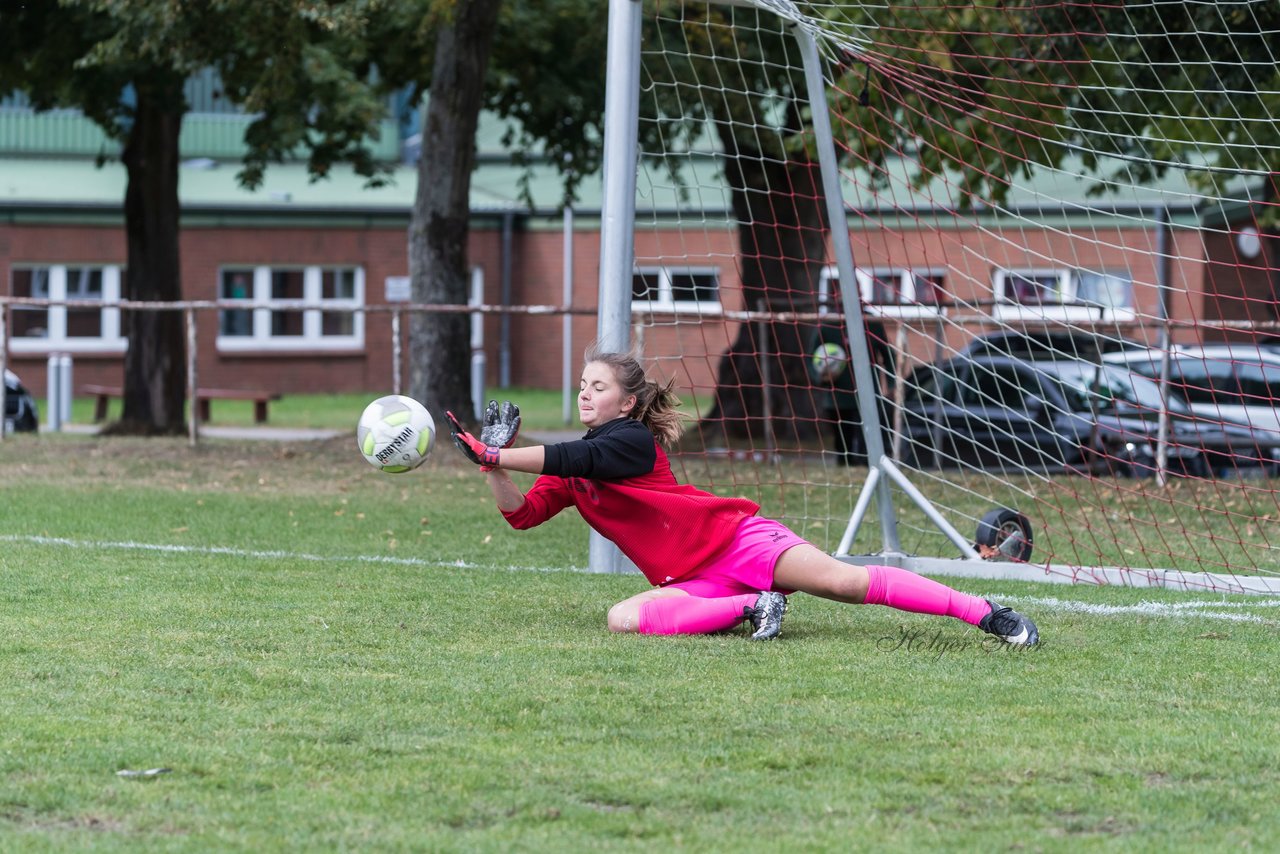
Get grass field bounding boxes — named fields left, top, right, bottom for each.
left=3, top=426, right=1280, bottom=851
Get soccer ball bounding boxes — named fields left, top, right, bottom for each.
left=356, top=395, right=436, bottom=473
left=810, top=341, right=849, bottom=382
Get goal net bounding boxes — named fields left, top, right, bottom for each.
left=604, top=0, right=1280, bottom=591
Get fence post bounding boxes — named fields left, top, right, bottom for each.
left=0, top=304, right=6, bottom=440
left=59, top=354, right=72, bottom=426
left=391, top=308, right=402, bottom=395
left=470, top=267, right=486, bottom=420
left=562, top=206, right=575, bottom=425
left=46, top=354, right=63, bottom=432
left=186, top=307, right=198, bottom=447
left=756, top=301, right=776, bottom=460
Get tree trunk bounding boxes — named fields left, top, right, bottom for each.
left=408, top=0, right=503, bottom=428
left=109, top=79, right=187, bottom=436
left=700, top=126, right=831, bottom=446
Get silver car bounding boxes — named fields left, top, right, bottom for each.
left=895, top=355, right=1280, bottom=477
left=1102, top=345, right=1280, bottom=446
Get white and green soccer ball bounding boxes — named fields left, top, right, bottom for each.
left=356, top=395, right=436, bottom=473
left=810, top=341, right=849, bottom=382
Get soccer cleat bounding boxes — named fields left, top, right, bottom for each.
left=744, top=591, right=787, bottom=641
left=978, top=599, right=1039, bottom=645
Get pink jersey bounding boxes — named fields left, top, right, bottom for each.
left=501, top=440, right=760, bottom=585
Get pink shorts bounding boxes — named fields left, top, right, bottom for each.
left=661, top=515, right=809, bottom=597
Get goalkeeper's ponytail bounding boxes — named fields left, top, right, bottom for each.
left=583, top=342, right=687, bottom=448
left=632, top=375, right=685, bottom=448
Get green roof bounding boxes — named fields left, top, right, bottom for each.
left=0, top=157, right=576, bottom=222
left=0, top=107, right=402, bottom=162
left=0, top=99, right=1244, bottom=231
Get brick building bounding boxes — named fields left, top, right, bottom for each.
left=3, top=94, right=1273, bottom=401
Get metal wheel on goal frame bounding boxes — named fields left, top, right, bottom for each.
left=975, top=508, right=1034, bottom=562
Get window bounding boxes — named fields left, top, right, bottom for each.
left=217, top=265, right=364, bottom=352
left=1235, top=362, right=1280, bottom=404
left=903, top=364, right=950, bottom=408
left=819, top=267, right=948, bottom=318
left=631, top=267, right=720, bottom=313
left=911, top=271, right=948, bottom=306
left=1076, top=271, right=1133, bottom=311
left=1052, top=362, right=1164, bottom=414
left=865, top=270, right=907, bottom=305
left=994, top=268, right=1134, bottom=321
left=8, top=268, right=48, bottom=338
left=1125, top=357, right=1280, bottom=408
left=1121, top=358, right=1211, bottom=407
left=219, top=269, right=254, bottom=337
left=65, top=268, right=105, bottom=337
left=270, top=269, right=305, bottom=337
left=961, top=364, right=1030, bottom=410
left=6, top=265, right=125, bottom=353
left=1168, top=361, right=1220, bottom=405
left=321, top=269, right=358, bottom=335
left=1001, top=270, right=1067, bottom=305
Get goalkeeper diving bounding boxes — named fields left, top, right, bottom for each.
left=446, top=344, right=1038, bottom=645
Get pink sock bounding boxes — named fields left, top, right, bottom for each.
left=863, top=565, right=991, bottom=626
left=637, top=594, right=759, bottom=635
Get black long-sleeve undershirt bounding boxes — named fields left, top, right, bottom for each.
left=539, top=417, right=657, bottom=480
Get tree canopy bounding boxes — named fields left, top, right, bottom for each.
left=0, top=0, right=403, bottom=432
left=1, top=0, right=393, bottom=187
left=817, top=1, right=1280, bottom=208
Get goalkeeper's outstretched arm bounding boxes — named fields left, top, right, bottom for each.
left=485, top=445, right=545, bottom=476
left=483, top=466, right=529, bottom=513
left=480, top=446, right=549, bottom=513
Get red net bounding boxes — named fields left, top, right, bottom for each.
left=628, top=1, right=1280, bottom=589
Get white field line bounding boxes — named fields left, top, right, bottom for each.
left=1009, top=595, right=1280, bottom=626
left=5, top=533, right=1280, bottom=625
left=0, top=533, right=488, bottom=571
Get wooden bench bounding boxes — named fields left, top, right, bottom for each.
left=82, top=384, right=282, bottom=424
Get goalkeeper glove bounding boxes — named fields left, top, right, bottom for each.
left=479, top=399, right=521, bottom=451
left=445, top=411, right=501, bottom=468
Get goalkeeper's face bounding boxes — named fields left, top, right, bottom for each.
left=578, top=361, right=637, bottom=429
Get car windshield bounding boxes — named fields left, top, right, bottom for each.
left=1236, top=362, right=1280, bottom=401
left=1108, top=352, right=1280, bottom=407
left=1036, top=361, right=1188, bottom=414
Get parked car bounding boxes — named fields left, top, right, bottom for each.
left=3, top=369, right=39, bottom=434
left=1102, top=345, right=1280, bottom=447
left=893, top=355, right=1280, bottom=477
left=959, top=329, right=1148, bottom=362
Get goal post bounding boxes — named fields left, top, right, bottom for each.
left=590, top=0, right=645, bottom=574
left=796, top=22, right=987, bottom=562
left=596, top=0, right=1280, bottom=593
